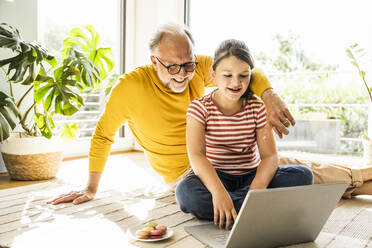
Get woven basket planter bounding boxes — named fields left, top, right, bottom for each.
left=1, top=134, right=64, bottom=181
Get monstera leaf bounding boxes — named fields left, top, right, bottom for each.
left=62, top=49, right=101, bottom=91
left=62, top=25, right=114, bottom=82
left=0, top=23, right=57, bottom=85
left=34, top=63, right=86, bottom=116
left=0, top=92, right=21, bottom=141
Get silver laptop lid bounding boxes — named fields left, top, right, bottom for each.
left=226, top=182, right=347, bottom=248
left=185, top=182, right=347, bottom=248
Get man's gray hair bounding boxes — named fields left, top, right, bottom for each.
left=149, top=23, right=195, bottom=55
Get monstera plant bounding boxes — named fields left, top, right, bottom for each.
left=0, top=23, right=114, bottom=141
left=0, top=23, right=114, bottom=180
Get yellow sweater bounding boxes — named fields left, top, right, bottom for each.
left=89, top=55, right=271, bottom=183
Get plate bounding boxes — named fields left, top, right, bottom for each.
left=127, top=226, right=174, bottom=242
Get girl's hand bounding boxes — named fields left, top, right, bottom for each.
left=212, top=191, right=238, bottom=230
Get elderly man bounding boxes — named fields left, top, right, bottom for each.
left=48, top=23, right=372, bottom=205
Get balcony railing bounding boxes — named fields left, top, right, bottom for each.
left=268, top=70, right=369, bottom=156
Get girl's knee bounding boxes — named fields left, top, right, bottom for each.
left=175, top=177, right=214, bottom=220
left=175, top=177, right=204, bottom=211
left=278, top=164, right=314, bottom=186
left=294, top=165, right=314, bottom=185
left=175, top=179, right=191, bottom=210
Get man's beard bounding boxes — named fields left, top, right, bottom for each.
left=157, top=71, right=189, bottom=93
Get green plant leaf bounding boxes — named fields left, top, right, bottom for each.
left=359, top=70, right=366, bottom=79
left=35, top=74, right=54, bottom=83
left=62, top=102, right=78, bottom=116
left=81, top=25, right=101, bottom=55
left=61, top=25, right=114, bottom=88
left=34, top=84, right=53, bottom=104
left=104, top=74, right=119, bottom=96
left=62, top=49, right=100, bottom=90
left=62, top=37, right=88, bottom=54
left=345, top=48, right=353, bottom=59
left=0, top=92, right=21, bottom=141
left=0, top=92, right=21, bottom=118
left=350, top=61, right=358, bottom=68
left=34, top=113, right=52, bottom=139
left=53, top=67, right=64, bottom=82
left=346, top=43, right=371, bottom=102
left=44, top=88, right=56, bottom=112
left=0, top=113, right=10, bottom=142
left=45, top=56, right=57, bottom=68
left=55, top=94, right=63, bottom=114
left=0, top=23, right=55, bottom=85
left=95, top=48, right=114, bottom=80
left=62, top=27, right=90, bottom=58
left=0, top=108, right=16, bottom=129
left=48, top=115, right=55, bottom=130
left=60, top=123, right=79, bottom=142
left=22, top=63, right=37, bottom=85
left=69, top=27, right=90, bottom=44
left=61, top=65, right=80, bottom=80
left=0, top=23, right=22, bottom=51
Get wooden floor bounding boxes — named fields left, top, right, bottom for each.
left=1, top=152, right=372, bottom=248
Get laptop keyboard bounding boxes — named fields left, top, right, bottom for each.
left=212, top=230, right=230, bottom=244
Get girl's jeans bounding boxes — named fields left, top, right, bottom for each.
left=175, top=164, right=314, bottom=220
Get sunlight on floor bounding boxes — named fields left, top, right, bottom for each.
left=20, top=195, right=35, bottom=225
left=12, top=215, right=139, bottom=248
left=3, top=153, right=175, bottom=248
left=123, top=198, right=156, bottom=220
left=56, top=152, right=169, bottom=194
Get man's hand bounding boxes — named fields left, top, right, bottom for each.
left=47, top=189, right=96, bottom=205
left=47, top=171, right=102, bottom=205
left=261, top=88, right=295, bottom=138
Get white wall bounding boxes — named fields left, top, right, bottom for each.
left=125, top=0, right=184, bottom=71
left=0, top=0, right=38, bottom=40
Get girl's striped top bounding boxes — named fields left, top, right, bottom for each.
left=187, top=90, right=267, bottom=175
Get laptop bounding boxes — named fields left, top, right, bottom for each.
left=185, top=182, right=347, bottom=248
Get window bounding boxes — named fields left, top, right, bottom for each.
left=38, top=0, right=131, bottom=157
left=189, top=0, right=372, bottom=156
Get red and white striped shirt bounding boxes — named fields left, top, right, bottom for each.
left=187, top=90, right=267, bottom=175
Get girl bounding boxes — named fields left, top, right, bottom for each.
left=176, top=39, right=313, bottom=230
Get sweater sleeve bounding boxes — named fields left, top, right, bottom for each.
left=195, top=55, right=214, bottom=87
left=250, top=68, right=272, bottom=98
left=89, top=77, right=130, bottom=173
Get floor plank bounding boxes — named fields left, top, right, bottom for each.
left=1, top=153, right=372, bottom=248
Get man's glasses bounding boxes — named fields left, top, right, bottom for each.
left=155, top=56, right=198, bottom=75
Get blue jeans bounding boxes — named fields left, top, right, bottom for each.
left=175, top=164, right=313, bottom=220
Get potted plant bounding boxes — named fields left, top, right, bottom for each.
left=0, top=23, right=114, bottom=180
left=346, top=43, right=372, bottom=164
